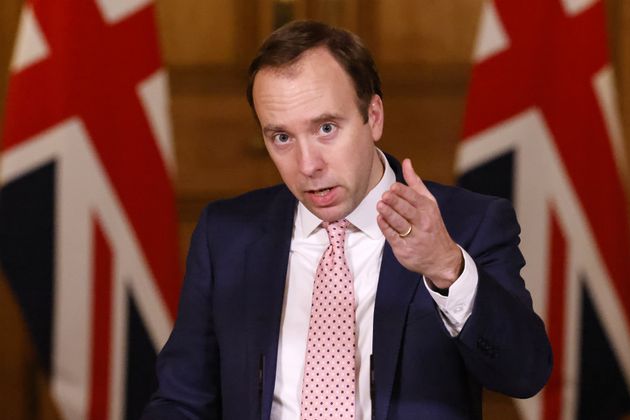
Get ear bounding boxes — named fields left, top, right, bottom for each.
left=367, top=94, right=384, bottom=142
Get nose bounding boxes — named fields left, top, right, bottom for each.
left=297, top=140, right=324, bottom=178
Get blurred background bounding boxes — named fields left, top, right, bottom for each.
left=1, top=0, right=629, bottom=419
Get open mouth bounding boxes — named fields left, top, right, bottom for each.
left=312, top=188, right=332, bottom=196
left=305, top=186, right=338, bottom=206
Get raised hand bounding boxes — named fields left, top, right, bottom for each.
left=376, top=159, right=463, bottom=290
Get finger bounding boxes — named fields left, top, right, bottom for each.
left=389, top=182, right=436, bottom=210
left=377, top=200, right=412, bottom=235
left=376, top=214, right=405, bottom=245
left=402, top=159, right=433, bottom=199
left=381, top=189, right=417, bottom=221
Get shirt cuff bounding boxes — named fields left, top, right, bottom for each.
left=423, top=246, right=478, bottom=337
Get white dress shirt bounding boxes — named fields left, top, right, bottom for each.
left=270, top=151, right=478, bottom=420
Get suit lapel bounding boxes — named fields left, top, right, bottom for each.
left=372, top=154, right=434, bottom=420
left=372, top=243, right=425, bottom=420
left=243, top=188, right=296, bottom=419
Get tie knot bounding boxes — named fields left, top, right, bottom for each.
left=323, top=219, right=348, bottom=247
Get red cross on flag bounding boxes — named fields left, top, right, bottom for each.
left=0, top=1, right=181, bottom=419
left=457, top=0, right=630, bottom=419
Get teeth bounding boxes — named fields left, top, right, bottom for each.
left=314, top=188, right=331, bottom=196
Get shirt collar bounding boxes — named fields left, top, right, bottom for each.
left=296, top=149, right=396, bottom=239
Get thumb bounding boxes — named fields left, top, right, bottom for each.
left=402, top=158, right=421, bottom=187
left=402, top=158, right=431, bottom=196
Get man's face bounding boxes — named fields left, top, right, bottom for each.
left=252, top=47, right=384, bottom=222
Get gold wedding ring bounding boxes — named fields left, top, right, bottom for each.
left=399, top=225, right=413, bottom=238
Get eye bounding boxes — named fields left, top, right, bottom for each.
left=272, top=133, right=290, bottom=144
left=319, top=122, right=336, bottom=135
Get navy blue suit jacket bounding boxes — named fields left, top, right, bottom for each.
left=142, top=156, right=552, bottom=419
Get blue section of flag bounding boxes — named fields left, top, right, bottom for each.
left=578, top=284, right=630, bottom=420
left=0, top=162, right=56, bottom=374
left=458, top=151, right=514, bottom=202
left=125, top=292, right=158, bottom=420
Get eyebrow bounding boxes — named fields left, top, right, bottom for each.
left=262, top=113, right=346, bottom=135
left=262, top=125, right=286, bottom=136
left=310, top=113, right=345, bottom=125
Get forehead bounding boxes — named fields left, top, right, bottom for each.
left=252, top=47, right=360, bottom=123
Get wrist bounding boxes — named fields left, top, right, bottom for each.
left=426, top=245, right=464, bottom=290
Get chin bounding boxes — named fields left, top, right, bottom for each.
left=314, top=207, right=351, bottom=223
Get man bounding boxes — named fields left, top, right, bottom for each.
left=142, top=20, right=552, bottom=420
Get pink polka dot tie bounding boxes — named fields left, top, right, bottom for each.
left=300, top=220, right=356, bottom=420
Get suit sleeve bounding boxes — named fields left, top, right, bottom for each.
left=455, top=197, right=553, bottom=398
left=142, top=206, right=221, bottom=419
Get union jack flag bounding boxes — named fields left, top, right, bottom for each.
left=457, top=0, right=630, bottom=419
left=0, top=1, right=180, bottom=419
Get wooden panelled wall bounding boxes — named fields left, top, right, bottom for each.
left=1, top=0, right=630, bottom=418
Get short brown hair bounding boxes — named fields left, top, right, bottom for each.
left=246, top=20, right=382, bottom=123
